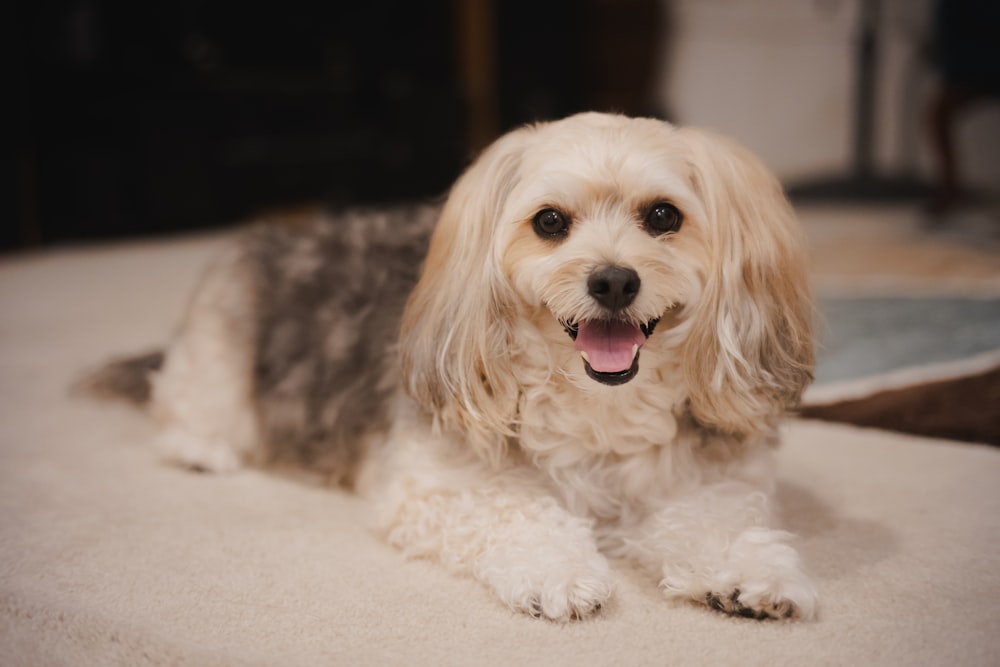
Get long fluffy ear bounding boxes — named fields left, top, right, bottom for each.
left=677, top=128, right=815, bottom=437
left=399, top=126, right=536, bottom=465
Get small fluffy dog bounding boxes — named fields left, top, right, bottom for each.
left=89, top=112, right=818, bottom=622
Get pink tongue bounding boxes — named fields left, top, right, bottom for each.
left=573, top=320, right=646, bottom=373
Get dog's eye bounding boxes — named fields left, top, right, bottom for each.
left=532, top=208, right=570, bottom=239
left=644, top=202, right=683, bottom=235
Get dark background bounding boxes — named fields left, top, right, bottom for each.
left=7, top=0, right=667, bottom=251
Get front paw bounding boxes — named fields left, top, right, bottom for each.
left=500, top=565, right=613, bottom=622
left=479, top=543, right=614, bottom=622
left=662, top=528, right=818, bottom=621
left=706, top=588, right=799, bottom=620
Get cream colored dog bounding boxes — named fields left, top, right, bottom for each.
left=88, top=112, right=818, bottom=622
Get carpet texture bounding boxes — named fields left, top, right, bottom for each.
left=2, top=230, right=1000, bottom=666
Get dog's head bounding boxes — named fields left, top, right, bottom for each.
left=400, top=113, right=814, bottom=462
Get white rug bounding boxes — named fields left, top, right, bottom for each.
left=2, top=230, right=999, bottom=666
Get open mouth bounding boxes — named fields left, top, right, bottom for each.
left=562, top=318, right=659, bottom=386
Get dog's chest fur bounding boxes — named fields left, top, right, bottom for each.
left=508, top=322, right=711, bottom=522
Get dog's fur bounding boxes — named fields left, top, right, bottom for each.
left=87, top=113, right=818, bottom=622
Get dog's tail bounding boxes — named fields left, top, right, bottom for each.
left=74, top=351, right=165, bottom=408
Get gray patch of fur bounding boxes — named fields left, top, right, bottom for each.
left=75, top=351, right=165, bottom=406
left=242, top=204, right=438, bottom=485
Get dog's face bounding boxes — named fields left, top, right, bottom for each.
left=401, top=113, right=814, bottom=460
left=498, top=116, right=709, bottom=387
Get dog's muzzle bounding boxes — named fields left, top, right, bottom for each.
left=559, top=265, right=658, bottom=385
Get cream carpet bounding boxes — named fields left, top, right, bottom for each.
left=2, top=214, right=1000, bottom=666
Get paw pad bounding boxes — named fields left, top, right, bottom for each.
left=706, top=589, right=796, bottom=621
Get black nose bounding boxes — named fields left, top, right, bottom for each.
left=587, top=266, right=640, bottom=312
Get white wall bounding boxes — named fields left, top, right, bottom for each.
left=658, top=0, right=1000, bottom=192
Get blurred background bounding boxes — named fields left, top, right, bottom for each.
left=9, top=0, right=664, bottom=248
left=5, top=0, right=1000, bottom=443
left=8, top=0, right=999, bottom=249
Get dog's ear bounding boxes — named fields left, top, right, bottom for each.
left=399, top=127, right=536, bottom=465
left=676, top=128, right=815, bottom=437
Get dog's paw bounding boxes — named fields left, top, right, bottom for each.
left=155, top=427, right=244, bottom=473
left=500, top=566, right=613, bottom=622
left=705, top=588, right=801, bottom=620
left=661, top=527, right=818, bottom=621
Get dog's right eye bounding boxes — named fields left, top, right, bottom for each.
left=532, top=209, right=570, bottom=239
left=644, top=202, right=683, bottom=235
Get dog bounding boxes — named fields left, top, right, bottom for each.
left=86, top=112, right=818, bottom=622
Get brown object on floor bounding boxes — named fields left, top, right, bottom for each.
left=801, top=367, right=1000, bottom=446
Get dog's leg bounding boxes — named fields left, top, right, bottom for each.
left=382, top=485, right=613, bottom=621
left=620, top=477, right=818, bottom=621
left=149, top=248, right=260, bottom=473
left=372, top=427, right=613, bottom=621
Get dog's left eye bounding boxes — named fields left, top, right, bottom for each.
left=644, top=202, right=683, bottom=235
left=532, top=208, right=570, bottom=239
